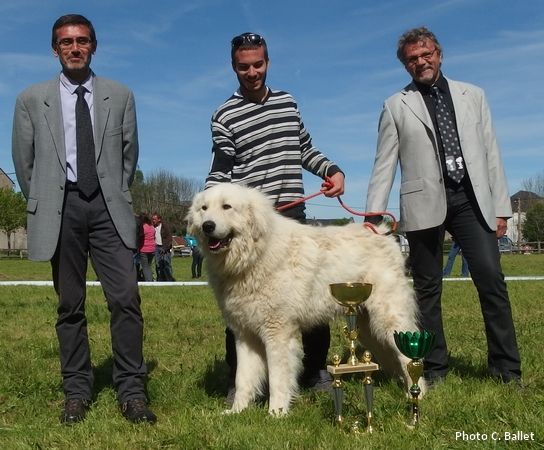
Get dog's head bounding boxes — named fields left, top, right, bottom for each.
left=186, top=184, right=274, bottom=274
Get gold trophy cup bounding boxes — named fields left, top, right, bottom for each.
left=327, top=282, right=379, bottom=433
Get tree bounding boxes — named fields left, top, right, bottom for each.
left=130, top=167, right=146, bottom=214
left=131, top=169, right=202, bottom=233
left=522, top=201, right=544, bottom=242
left=330, top=218, right=353, bottom=226
left=0, top=188, right=27, bottom=252
left=521, top=171, right=544, bottom=197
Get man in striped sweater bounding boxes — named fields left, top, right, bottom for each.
left=206, top=32, right=345, bottom=404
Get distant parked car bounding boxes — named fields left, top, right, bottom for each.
left=173, top=246, right=192, bottom=257
left=397, top=234, right=410, bottom=255
left=172, top=236, right=192, bottom=257
left=498, top=236, right=519, bottom=253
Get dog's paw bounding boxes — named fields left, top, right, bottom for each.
left=224, top=399, right=251, bottom=414
left=222, top=408, right=237, bottom=415
left=268, top=406, right=288, bottom=417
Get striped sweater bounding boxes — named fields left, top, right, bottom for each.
left=206, top=88, right=341, bottom=217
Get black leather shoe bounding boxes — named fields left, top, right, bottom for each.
left=495, top=373, right=523, bottom=387
left=120, top=399, right=157, bottom=424
left=60, top=398, right=89, bottom=425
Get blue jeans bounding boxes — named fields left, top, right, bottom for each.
left=443, top=242, right=469, bottom=276
left=139, top=252, right=155, bottom=281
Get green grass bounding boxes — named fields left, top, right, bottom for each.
left=0, top=256, right=543, bottom=449
left=442, top=253, right=544, bottom=277
left=0, top=255, right=205, bottom=282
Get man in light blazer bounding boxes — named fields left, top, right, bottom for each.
left=365, top=27, right=521, bottom=386
left=12, top=14, right=156, bottom=424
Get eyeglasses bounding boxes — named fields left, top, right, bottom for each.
left=231, top=33, right=265, bottom=49
left=405, top=48, right=438, bottom=67
left=56, top=37, right=93, bottom=49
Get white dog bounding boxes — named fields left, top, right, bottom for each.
left=187, top=184, right=423, bottom=416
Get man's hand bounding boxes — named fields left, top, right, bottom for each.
left=321, top=172, right=345, bottom=197
left=496, top=217, right=508, bottom=238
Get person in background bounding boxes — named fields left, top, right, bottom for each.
left=206, top=32, right=345, bottom=404
left=152, top=213, right=174, bottom=281
left=11, top=14, right=156, bottom=424
left=138, top=213, right=156, bottom=281
left=443, top=239, right=469, bottom=277
left=365, top=26, right=521, bottom=386
left=185, top=234, right=203, bottom=279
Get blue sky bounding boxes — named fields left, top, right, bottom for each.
left=1, top=0, right=542, bottom=220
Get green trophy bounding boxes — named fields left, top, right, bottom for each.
left=328, top=282, right=379, bottom=433
left=393, top=330, right=435, bottom=427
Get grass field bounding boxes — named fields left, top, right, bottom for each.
left=0, top=256, right=543, bottom=449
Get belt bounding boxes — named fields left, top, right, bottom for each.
left=65, top=181, right=99, bottom=198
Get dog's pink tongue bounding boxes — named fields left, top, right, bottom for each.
left=209, top=240, right=221, bottom=250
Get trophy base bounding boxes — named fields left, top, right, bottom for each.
left=327, top=362, right=379, bottom=434
left=327, top=362, right=379, bottom=376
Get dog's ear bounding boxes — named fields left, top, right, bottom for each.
left=185, top=191, right=203, bottom=235
left=185, top=209, right=196, bottom=236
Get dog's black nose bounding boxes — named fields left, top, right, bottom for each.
left=202, top=220, right=216, bottom=235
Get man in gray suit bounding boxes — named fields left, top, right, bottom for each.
left=12, top=14, right=156, bottom=424
left=365, top=27, right=521, bottom=386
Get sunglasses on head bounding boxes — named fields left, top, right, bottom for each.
left=231, top=33, right=265, bottom=49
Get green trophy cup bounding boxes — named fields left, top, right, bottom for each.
left=328, top=282, right=379, bottom=433
left=393, top=330, right=435, bottom=427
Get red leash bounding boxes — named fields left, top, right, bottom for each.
left=275, top=177, right=397, bottom=235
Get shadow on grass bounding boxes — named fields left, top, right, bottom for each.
left=448, top=354, right=489, bottom=380
left=92, top=357, right=158, bottom=401
left=200, top=357, right=231, bottom=400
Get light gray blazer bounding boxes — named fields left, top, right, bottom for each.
left=365, top=78, right=512, bottom=232
left=12, top=75, right=139, bottom=261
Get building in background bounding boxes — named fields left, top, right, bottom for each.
left=508, top=190, right=542, bottom=244
left=0, top=167, right=27, bottom=251
left=0, top=168, right=14, bottom=189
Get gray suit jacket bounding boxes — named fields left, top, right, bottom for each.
left=366, top=78, right=512, bottom=232
left=12, top=75, right=139, bottom=261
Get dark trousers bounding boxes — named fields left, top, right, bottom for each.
left=139, top=251, right=155, bottom=281
left=406, top=187, right=521, bottom=380
left=155, top=245, right=174, bottom=281
left=52, top=188, right=147, bottom=402
left=191, top=248, right=203, bottom=278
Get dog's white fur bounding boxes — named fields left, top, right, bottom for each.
left=187, top=184, right=423, bottom=415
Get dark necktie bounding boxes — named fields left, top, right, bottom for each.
left=431, top=85, right=465, bottom=183
left=75, top=85, right=99, bottom=197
